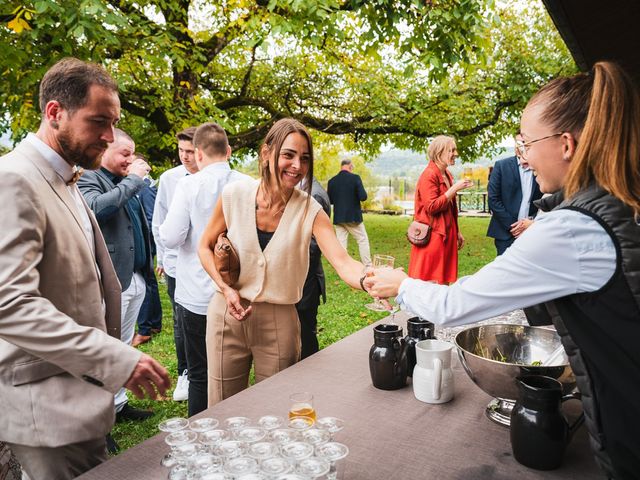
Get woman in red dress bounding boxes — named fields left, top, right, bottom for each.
left=408, top=136, right=473, bottom=284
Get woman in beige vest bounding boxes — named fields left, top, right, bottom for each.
left=199, top=118, right=366, bottom=405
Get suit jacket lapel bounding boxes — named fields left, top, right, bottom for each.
left=21, top=142, right=88, bottom=238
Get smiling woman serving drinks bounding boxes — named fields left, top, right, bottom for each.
left=365, top=62, right=640, bottom=480
left=199, top=118, right=365, bottom=406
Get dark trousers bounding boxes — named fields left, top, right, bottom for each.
left=167, top=275, right=187, bottom=374
left=136, top=273, right=162, bottom=335
left=494, top=237, right=515, bottom=256
left=296, top=305, right=320, bottom=359
left=175, top=303, right=208, bottom=417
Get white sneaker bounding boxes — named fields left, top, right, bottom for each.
left=172, top=370, right=189, bottom=401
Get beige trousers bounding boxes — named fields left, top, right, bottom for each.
left=8, top=437, right=107, bottom=480
left=335, top=221, right=372, bottom=266
left=206, top=294, right=301, bottom=406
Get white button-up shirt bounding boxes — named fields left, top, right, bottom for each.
left=517, top=163, right=534, bottom=221
left=397, top=209, right=616, bottom=325
left=152, top=165, right=188, bottom=277
left=159, top=162, right=251, bottom=315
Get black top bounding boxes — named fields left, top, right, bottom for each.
left=257, top=228, right=274, bottom=251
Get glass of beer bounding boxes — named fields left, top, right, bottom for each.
left=289, top=392, right=316, bottom=421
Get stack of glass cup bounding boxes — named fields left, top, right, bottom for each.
left=158, top=414, right=348, bottom=480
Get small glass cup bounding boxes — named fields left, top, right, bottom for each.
left=223, top=456, right=259, bottom=476
left=315, top=417, right=345, bottom=438
left=288, top=416, right=315, bottom=432
left=315, top=442, right=349, bottom=480
left=165, top=430, right=198, bottom=448
left=257, top=414, right=285, bottom=430
left=159, top=417, right=189, bottom=433
left=214, top=440, right=246, bottom=459
left=189, top=417, right=220, bottom=433
left=191, top=452, right=224, bottom=475
left=289, top=392, right=316, bottom=421
left=247, top=441, right=279, bottom=460
left=269, top=428, right=298, bottom=445
left=296, top=457, right=331, bottom=478
left=224, top=416, right=252, bottom=431
left=235, top=426, right=267, bottom=443
left=280, top=441, right=314, bottom=462
left=300, top=428, right=331, bottom=446
left=259, top=457, right=293, bottom=477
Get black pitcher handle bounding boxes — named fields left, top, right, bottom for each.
left=561, top=391, right=584, bottom=436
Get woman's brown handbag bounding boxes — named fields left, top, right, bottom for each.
left=406, top=221, right=432, bottom=246
left=213, top=232, right=240, bottom=286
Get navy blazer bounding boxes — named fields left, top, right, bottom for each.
left=78, top=169, right=154, bottom=290
left=487, top=156, right=542, bottom=240
left=327, top=170, right=367, bottom=224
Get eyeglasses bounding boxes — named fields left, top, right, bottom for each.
left=515, top=133, right=563, bottom=159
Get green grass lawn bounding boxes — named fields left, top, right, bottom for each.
left=112, top=214, right=494, bottom=451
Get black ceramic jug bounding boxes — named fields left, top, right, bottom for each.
left=510, top=375, right=584, bottom=470
left=404, top=317, right=435, bottom=377
left=369, top=324, right=408, bottom=390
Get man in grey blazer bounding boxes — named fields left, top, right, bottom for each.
left=0, top=58, right=170, bottom=479
left=78, top=129, right=156, bottom=421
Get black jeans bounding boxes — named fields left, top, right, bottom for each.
left=175, top=303, right=208, bottom=417
left=167, top=275, right=187, bottom=374
left=296, top=305, right=320, bottom=359
left=135, top=273, right=162, bottom=335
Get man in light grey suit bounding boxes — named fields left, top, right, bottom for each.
left=0, top=58, right=170, bottom=479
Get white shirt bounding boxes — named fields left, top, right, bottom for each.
left=159, top=163, right=251, bottom=315
left=25, top=133, right=95, bottom=256
left=517, top=163, right=534, bottom=221
left=152, top=165, right=188, bottom=277
left=397, top=209, right=616, bottom=326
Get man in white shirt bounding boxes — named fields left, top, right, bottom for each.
left=152, top=126, right=198, bottom=401
left=160, top=122, right=250, bottom=416
left=487, top=134, right=542, bottom=255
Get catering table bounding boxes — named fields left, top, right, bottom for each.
left=79, top=313, right=602, bottom=479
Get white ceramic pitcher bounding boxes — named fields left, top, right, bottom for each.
left=413, top=339, right=454, bottom=404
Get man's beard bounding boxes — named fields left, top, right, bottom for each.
left=57, top=129, right=105, bottom=170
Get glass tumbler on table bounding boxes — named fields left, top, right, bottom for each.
left=289, top=392, right=316, bottom=421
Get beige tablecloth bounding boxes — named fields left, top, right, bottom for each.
left=79, top=313, right=602, bottom=479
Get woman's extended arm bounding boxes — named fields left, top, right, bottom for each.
left=198, top=197, right=252, bottom=321
left=313, top=210, right=365, bottom=289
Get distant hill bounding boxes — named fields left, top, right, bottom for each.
left=369, top=147, right=513, bottom=181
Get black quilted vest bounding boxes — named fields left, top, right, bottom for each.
left=536, top=186, right=640, bottom=479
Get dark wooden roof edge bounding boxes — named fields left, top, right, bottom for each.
left=541, top=0, right=590, bottom=71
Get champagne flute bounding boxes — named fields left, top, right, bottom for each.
left=365, top=254, right=395, bottom=312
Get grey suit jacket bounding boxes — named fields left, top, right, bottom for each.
left=78, top=168, right=153, bottom=290
left=0, top=140, right=140, bottom=447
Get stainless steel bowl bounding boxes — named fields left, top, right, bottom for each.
left=454, top=323, right=575, bottom=426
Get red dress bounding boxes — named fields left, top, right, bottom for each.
left=408, top=161, right=459, bottom=284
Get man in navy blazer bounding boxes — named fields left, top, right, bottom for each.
left=327, top=159, right=371, bottom=266
left=487, top=147, right=542, bottom=255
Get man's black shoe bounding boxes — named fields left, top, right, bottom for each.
left=106, top=433, right=119, bottom=454
left=116, top=403, right=153, bottom=422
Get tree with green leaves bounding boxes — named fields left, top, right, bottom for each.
left=1, top=1, right=574, bottom=164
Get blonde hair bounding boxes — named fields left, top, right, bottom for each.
left=529, top=61, right=640, bottom=214
left=427, top=135, right=456, bottom=166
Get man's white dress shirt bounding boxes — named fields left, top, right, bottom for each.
left=517, top=162, right=534, bottom=221
left=159, top=163, right=250, bottom=315
left=152, top=165, right=188, bottom=277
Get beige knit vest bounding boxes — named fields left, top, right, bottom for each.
left=222, top=179, right=322, bottom=304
